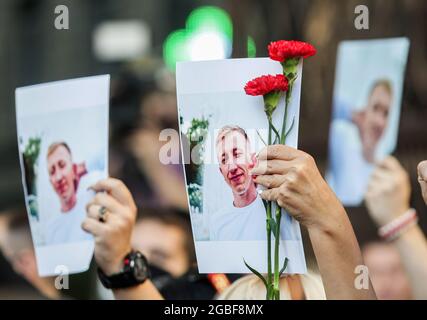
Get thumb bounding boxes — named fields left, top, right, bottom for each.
left=417, top=161, right=427, bottom=205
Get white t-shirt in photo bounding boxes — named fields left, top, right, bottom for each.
left=210, top=195, right=298, bottom=241
left=44, top=171, right=104, bottom=245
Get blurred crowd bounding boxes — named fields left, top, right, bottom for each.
left=1, top=66, right=427, bottom=300
left=0, top=0, right=427, bottom=300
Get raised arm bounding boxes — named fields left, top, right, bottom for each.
left=83, top=178, right=163, bottom=300
left=251, top=145, right=376, bottom=300
left=365, top=157, right=427, bottom=299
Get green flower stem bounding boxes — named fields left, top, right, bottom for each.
left=266, top=203, right=273, bottom=299
left=273, top=70, right=295, bottom=299
left=280, top=90, right=290, bottom=144
left=260, top=73, right=297, bottom=299
left=273, top=204, right=282, bottom=300
left=268, top=118, right=281, bottom=144
left=266, top=120, right=273, bottom=299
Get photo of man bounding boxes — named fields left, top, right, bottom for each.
left=210, top=125, right=292, bottom=241
left=177, top=58, right=305, bottom=273
left=16, top=75, right=109, bottom=275
left=327, top=79, right=394, bottom=205
left=326, top=38, right=409, bottom=207
left=45, top=141, right=95, bottom=245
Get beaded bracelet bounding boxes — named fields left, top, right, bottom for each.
left=378, top=208, right=418, bottom=241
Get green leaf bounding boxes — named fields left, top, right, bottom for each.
left=268, top=120, right=281, bottom=144
left=256, top=130, right=268, bottom=147
left=268, top=218, right=278, bottom=236
left=279, top=257, right=289, bottom=276
left=272, top=206, right=282, bottom=238
left=261, top=199, right=268, bottom=211
left=284, top=74, right=298, bottom=105
left=263, top=91, right=282, bottom=118
left=284, top=117, right=296, bottom=140
left=243, top=259, right=267, bottom=288
left=288, top=72, right=298, bottom=81
left=273, top=223, right=281, bottom=239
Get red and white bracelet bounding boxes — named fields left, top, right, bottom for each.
left=378, top=208, right=418, bottom=241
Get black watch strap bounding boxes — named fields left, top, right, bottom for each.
left=98, top=251, right=150, bottom=289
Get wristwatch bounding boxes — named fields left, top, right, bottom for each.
left=98, top=250, right=151, bottom=289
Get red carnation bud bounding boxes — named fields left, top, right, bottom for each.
left=268, top=40, right=316, bottom=62
left=244, top=74, right=289, bottom=97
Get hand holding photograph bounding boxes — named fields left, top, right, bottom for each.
left=326, top=38, right=410, bottom=206
left=15, top=75, right=110, bottom=276
left=176, top=41, right=315, bottom=299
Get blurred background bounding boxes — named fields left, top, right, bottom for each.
left=0, top=0, right=426, bottom=299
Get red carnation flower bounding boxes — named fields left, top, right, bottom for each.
left=268, top=40, right=316, bottom=62
left=244, top=74, right=288, bottom=96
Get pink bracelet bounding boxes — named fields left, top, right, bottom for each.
left=378, top=208, right=418, bottom=241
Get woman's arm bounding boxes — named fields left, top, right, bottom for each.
left=251, top=145, right=376, bottom=299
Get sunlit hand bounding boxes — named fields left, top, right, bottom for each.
left=251, top=145, right=346, bottom=231
left=83, top=178, right=137, bottom=276
left=251, top=145, right=376, bottom=300
left=365, top=156, right=411, bottom=227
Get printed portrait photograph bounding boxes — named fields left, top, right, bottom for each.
left=326, top=38, right=410, bottom=206
left=177, top=58, right=306, bottom=273
left=16, top=75, right=109, bottom=276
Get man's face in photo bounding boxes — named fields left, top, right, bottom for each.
left=217, top=130, right=256, bottom=196
left=47, top=145, right=77, bottom=209
left=363, top=84, right=392, bottom=148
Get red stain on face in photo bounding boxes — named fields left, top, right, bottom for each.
left=47, top=144, right=87, bottom=212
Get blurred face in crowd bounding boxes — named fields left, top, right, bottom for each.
left=362, top=83, right=393, bottom=148
left=47, top=144, right=77, bottom=212
left=131, top=218, right=190, bottom=278
left=141, top=91, right=178, bottom=130
left=1, top=230, right=37, bottom=284
left=363, top=243, right=412, bottom=300
left=0, top=214, right=37, bottom=284
left=217, top=130, right=256, bottom=199
left=0, top=213, right=60, bottom=300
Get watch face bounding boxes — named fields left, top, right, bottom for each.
left=132, top=252, right=149, bottom=281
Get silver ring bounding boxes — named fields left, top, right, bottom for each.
left=98, top=206, right=107, bottom=223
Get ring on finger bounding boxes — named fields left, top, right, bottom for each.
left=98, top=206, right=108, bottom=223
